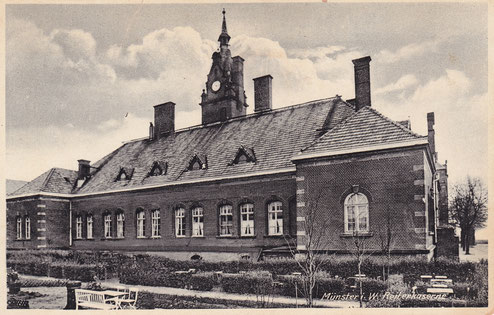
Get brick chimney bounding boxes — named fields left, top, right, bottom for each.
left=77, top=160, right=90, bottom=180
left=253, top=75, right=273, bottom=112
left=154, top=102, right=175, bottom=139
left=427, top=112, right=436, bottom=159
left=352, top=56, right=372, bottom=110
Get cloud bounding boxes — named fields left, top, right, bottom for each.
left=6, top=114, right=150, bottom=181
left=374, top=69, right=487, bottom=185
left=376, top=41, right=438, bottom=64
left=375, top=74, right=419, bottom=94
left=287, top=45, right=346, bottom=60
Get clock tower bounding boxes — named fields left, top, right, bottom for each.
left=200, top=9, right=247, bottom=125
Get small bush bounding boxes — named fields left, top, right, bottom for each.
left=188, top=272, right=217, bottom=291
left=360, top=278, right=387, bottom=296
left=452, top=282, right=477, bottom=300
left=221, top=272, right=273, bottom=295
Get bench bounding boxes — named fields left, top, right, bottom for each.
left=75, top=289, right=118, bottom=310
left=426, top=287, right=454, bottom=295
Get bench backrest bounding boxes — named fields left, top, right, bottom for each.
left=75, top=289, right=106, bottom=304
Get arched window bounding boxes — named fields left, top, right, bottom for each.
left=16, top=217, right=22, bottom=240
left=240, top=203, right=254, bottom=236
left=219, top=205, right=233, bottom=236
left=175, top=208, right=186, bottom=237
left=75, top=216, right=83, bottom=239
left=104, top=213, right=112, bottom=238
left=344, top=193, right=369, bottom=233
left=25, top=217, right=31, bottom=240
left=87, top=215, right=94, bottom=239
left=136, top=209, right=146, bottom=238
left=192, top=207, right=204, bottom=237
left=268, top=201, right=283, bottom=235
left=116, top=212, right=125, bottom=238
left=151, top=210, right=161, bottom=237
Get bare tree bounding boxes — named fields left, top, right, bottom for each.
left=376, top=206, right=393, bottom=281
left=351, top=230, right=374, bottom=308
left=285, top=190, right=332, bottom=308
left=449, top=177, right=488, bottom=254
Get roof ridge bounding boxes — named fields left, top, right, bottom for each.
left=366, top=106, right=424, bottom=138
left=300, top=107, right=360, bottom=153
left=40, top=168, right=56, bottom=192
left=122, top=97, right=341, bottom=144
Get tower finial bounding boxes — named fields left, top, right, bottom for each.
left=218, top=8, right=230, bottom=45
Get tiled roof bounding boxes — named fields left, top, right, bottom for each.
left=76, top=97, right=355, bottom=194
left=10, top=168, right=78, bottom=196
left=300, top=106, right=426, bottom=156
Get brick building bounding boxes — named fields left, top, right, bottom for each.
left=6, top=11, right=453, bottom=261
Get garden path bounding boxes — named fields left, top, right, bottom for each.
left=100, top=278, right=360, bottom=308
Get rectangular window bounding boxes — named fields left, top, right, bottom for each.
left=104, top=214, right=112, bottom=238
left=240, top=204, right=255, bottom=236
left=117, top=213, right=125, bottom=238
left=151, top=210, right=161, bottom=237
left=16, top=218, right=22, bottom=240
left=87, top=215, right=93, bottom=239
left=268, top=201, right=283, bottom=235
left=219, top=205, right=233, bottom=236
left=137, top=211, right=145, bottom=238
left=175, top=208, right=186, bottom=237
left=76, top=216, right=83, bottom=239
left=25, top=217, right=31, bottom=240
left=192, top=207, right=204, bottom=237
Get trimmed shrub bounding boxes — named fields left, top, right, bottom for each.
left=188, top=272, right=217, bottom=291
left=452, top=282, right=478, bottom=300
left=221, top=272, right=273, bottom=295
left=360, top=278, right=387, bottom=296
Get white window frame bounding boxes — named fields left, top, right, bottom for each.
left=76, top=216, right=83, bottom=239
left=268, top=201, right=283, bottom=236
left=175, top=208, right=186, bottom=237
left=344, top=193, right=369, bottom=234
left=87, top=215, right=93, bottom=239
left=219, top=205, right=233, bottom=236
left=136, top=210, right=146, bottom=238
left=116, top=212, right=125, bottom=238
left=24, top=217, right=31, bottom=240
left=240, top=203, right=255, bottom=236
left=104, top=213, right=112, bottom=238
left=16, top=217, right=22, bottom=240
left=151, top=210, right=161, bottom=238
left=192, top=207, right=204, bottom=237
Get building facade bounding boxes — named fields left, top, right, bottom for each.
left=7, top=12, right=452, bottom=261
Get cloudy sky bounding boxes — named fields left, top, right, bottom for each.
left=5, top=2, right=488, bottom=190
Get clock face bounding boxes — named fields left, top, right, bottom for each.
left=211, top=80, right=221, bottom=92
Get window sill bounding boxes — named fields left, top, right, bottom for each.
left=264, top=234, right=288, bottom=238
left=239, top=235, right=256, bottom=238
left=175, top=235, right=187, bottom=238
left=116, top=237, right=125, bottom=239
left=136, top=236, right=147, bottom=239
left=339, top=232, right=374, bottom=238
left=217, top=235, right=234, bottom=238
left=191, top=235, right=205, bottom=238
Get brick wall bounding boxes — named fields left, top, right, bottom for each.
left=7, top=197, right=70, bottom=249
left=294, top=147, right=433, bottom=254
left=70, top=173, right=296, bottom=252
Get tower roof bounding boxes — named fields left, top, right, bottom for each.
left=218, top=9, right=231, bottom=45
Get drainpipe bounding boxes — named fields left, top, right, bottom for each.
left=69, top=200, right=73, bottom=247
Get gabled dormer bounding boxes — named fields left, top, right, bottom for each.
left=149, top=161, right=168, bottom=176
left=229, top=146, right=256, bottom=165
left=116, top=167, right=134, bottom=181
left=187, top=154, right=208, bottom=171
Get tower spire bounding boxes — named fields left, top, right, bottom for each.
left=218, top=8, right=231, bottom=46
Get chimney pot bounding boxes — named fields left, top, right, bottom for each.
left=253, top=75, right=273, bottom=113
left=427, top=112, right=436, bottom=160
left=352, top=56, right=372, bottom=110
left=77, top=159, right=91, bottom=180
left=154, top=102, right=175, bottom=139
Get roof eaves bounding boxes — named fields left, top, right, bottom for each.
left=292, top=138, right=429, bottom=162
